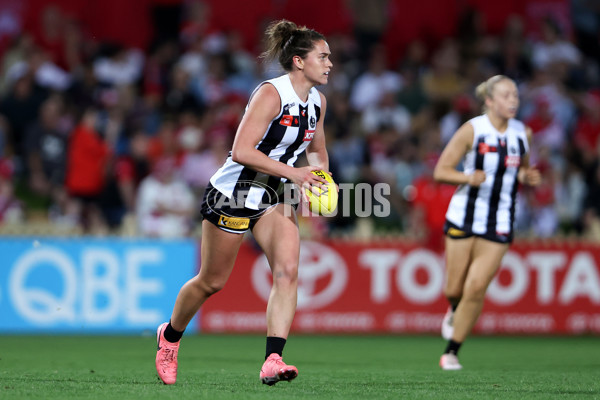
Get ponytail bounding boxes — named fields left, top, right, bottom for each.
left=475, top=75, right=513, bottom=112
left=260, top=19, right=326, bottom=71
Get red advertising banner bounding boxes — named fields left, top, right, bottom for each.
left=199, top=240, right=600, bottom=335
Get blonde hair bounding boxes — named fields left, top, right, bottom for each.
left=475, top=75, right=515, bottom=111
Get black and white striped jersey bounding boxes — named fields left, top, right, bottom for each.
left=210, top=74, right=321, bottom=210
left=445, top=114, right=529, bottom=240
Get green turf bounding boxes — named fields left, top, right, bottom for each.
left=1, top=335, right=598, bottom=399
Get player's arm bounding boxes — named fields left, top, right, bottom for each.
left=231, top=83, right=326, bottom=187
left=305, top=91, right=329, bottom=172
left=433, top=122, right=485, bottom=187
left=517, top=127, right=541, bottom=186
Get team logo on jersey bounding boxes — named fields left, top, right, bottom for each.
left=510, top=146, right=517, bottom=154
left=309, top=116, right=316, bottom=128
left=303, top=129, right=315, bottom=141
left=218, top=215, right=250, bottom=230
left=301, top=109, right=306, bottom=117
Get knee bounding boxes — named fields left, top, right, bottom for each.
left=463, top=280, right=488, bottom=302
left=271, top=262, right=298, bottom=287
left=193, top=276, right=226, bottom=297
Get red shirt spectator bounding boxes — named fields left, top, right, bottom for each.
left=574, top=92, right=600, bottom=161
left=411, top=174, right=455, bottom=251
left=65, top=110, right=110, bottom=197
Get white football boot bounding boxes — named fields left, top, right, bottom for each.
left=439, top=353, right=463, bottom=370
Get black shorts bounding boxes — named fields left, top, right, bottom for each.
left=200, top=183, right=298, bottom=234
left=444, top=220, right=513, bottom=244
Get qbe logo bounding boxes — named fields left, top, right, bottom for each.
left=4, top=245, right=171, bottom=327
left=251, top=241, right=347, bottom=310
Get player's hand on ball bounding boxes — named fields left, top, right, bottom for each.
left=304, top=170, right=338, bottom=216
left=290, top=166, right=329, bottom=202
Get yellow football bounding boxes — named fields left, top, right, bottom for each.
left=305, top=170, right=338, bottom=216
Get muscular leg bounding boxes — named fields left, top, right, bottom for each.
left=170, top=220, right=245, bottom=331
left=451, top=238, right=509, bottom=342
left=444, top=236, right=475, bottom=307
left=252, top=203, right=300, bottom=338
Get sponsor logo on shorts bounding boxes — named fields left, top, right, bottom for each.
left=447, top=227, right=467, bottom=237
left=218, top=215, right=250, bottom=230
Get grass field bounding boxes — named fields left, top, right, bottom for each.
left=1, top=334, right=599, bottom=399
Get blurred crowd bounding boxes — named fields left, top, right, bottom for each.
left=0, top=1, right=599, bottom=246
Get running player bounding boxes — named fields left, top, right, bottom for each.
left=155, top=19, right=333, bottom=385
left=433, top=75, right=541, bottom=370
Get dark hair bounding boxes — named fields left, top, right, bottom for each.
left=260, top=19, right=326, bottom=71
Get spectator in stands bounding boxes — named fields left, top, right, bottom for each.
left=143, top=40, right=179, bottom=101
left=0, top=34, right=35, bottom=96
left=6, top=46, right=72, bottom=91
left=349, top=44, right=403, bottom=112
left=23, top=95, right=70, bottom=214
left=180, top=125, right=229, bottom=203
left=361, top=87, right=411, bottom=136
left=65, top=107, right=111, bottom=233
left=136, top=156, right=195, bottom=238
left=164, top=65, right=204, bottom=115
left=0, top=0, right=598, bottom=244
left=197, top=52, right=234, bottom=107
left=422, top=40, right=466, bottom=103
left=0, top=72, right=47, bottom=155
left=527, top=146, right=559, bottom=237
left=573, top=90, right=600, bottom=166
left=0, top=157, right=23, bottom=224
left=93, top=43, right=144, bottom=87
left=179, top=0, right=212, bottom=49
left=531, top=17, right=581, bottom=77
left=147, top=118, right=180, bottom=165
left=346, top=0, right=389, bottom=64
left=439, top=94, right=478, bottom=145
left=407, top=153, right=455, bottom=251
left=489, top=31, right=533, bottom=84
left=555, top=157, right=586, bottom=235
left=396, top=64, right=429, bottom=117
left=99, top=131, right=151, bottom=233
left=583, top=161, right=600, bottom=240
left=524, top=94, right=566, bottom=156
